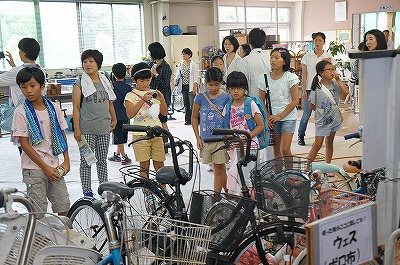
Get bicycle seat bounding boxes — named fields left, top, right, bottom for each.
left=98, top=182, right=134, bottom=199
left=310, top=162, right=341, bottom=174
left=156, top=166, right=190, bottom=185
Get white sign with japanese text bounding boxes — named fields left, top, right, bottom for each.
left=307, top=202, right=376, bottom=265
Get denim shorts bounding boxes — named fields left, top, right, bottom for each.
left=273, top=120, right=296, bottom=134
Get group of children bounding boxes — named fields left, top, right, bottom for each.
left=12, top=42, right=347, bottom=218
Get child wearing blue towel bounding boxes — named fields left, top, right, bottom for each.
left=12, top=67, right=70, bottom=219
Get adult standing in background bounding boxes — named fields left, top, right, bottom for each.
left=363, top=29, right=388, bottom=51
left=174, top=48, right=198, bottom=125
left=148, top=42, right=172, bottom=152
left=383, top=30, right=394, bottom=50
left=237, top=44, right=251, bottom=58
left=297, top=32, right=331, bottom=146
left=222, top=35, right=242, bottom=82
left=241, top=28, right=270, bottom=97
left=0, top=38, right=44, bottom=108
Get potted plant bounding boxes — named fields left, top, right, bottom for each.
left=328, top=41, right=347, bottom=57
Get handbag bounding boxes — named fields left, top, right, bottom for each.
left=0, top=103, right=15, bottom=132
left=174, top=67, right=183, bottom=94
left=264, top=74, right=275, bottom=146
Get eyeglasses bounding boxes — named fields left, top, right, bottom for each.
left=323, top=68, right=335, bottom=71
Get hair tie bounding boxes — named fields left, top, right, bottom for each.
left=133, top=68, right=151, bottom=77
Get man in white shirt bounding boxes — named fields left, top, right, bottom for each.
left=383, top=30, right=394, bottom=50
left=0, top=38, right=44, bottom=108
left=240, top=28, right=270, bottom=97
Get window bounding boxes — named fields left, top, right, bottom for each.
left=218, top=5, right=291, bottom=42
left=0, top=1, right=144, bottom=71
left=40, top=2, right=81, bottom=69
left=0, top=1, right=36, bottom=70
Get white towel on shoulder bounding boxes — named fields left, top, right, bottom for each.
left=81, top=71, right=116, bottom=101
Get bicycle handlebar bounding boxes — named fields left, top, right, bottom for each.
left=344, top=132, right=360, bottom=140
left=203, top=135, right=233, bottom=143
left=210, top=128, right=253, bottom=164
left=212, top=128, right=251, bottom=138
left=122, top=124, right=193, bottom=184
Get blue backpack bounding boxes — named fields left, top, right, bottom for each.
left=225, top=96, right=269, bottom=150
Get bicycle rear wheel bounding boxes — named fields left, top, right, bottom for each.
left=67, top=198, right=109, bottom=257
left=325, top=172, right=353, bottom=191
left=230, top=224, right=307, bottom=265
left=125, top=178, right=176, bottom=220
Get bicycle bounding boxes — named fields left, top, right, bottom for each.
left=68, top=124, right=206, bottom=260
left=0, top=187, right=101, bottom=265
left=201, top=128, right=309, bottom=264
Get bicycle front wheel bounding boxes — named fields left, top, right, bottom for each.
left=230, top=224, right=307, bottom=265
left=67, top=198, right=109, bottom=257
left=125, top=178, right=176, bottom=220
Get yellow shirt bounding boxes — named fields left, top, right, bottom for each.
left=124, top=89, right=162, bottom=135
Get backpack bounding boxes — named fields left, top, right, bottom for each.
left=225, top=96, right=269, bottom=150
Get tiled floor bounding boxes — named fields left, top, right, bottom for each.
left=0, top=103, right=362, bottom=209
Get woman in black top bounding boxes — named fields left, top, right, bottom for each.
left=148, top=42, right=172, bottom=152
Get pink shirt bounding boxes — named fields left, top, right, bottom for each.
left=223, top=100, right=260, bottom=148
left=13, top=102, right=68, bottom=169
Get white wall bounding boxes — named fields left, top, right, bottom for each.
left=302, top=0, right=398, bottom=41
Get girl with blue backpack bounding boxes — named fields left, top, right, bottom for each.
left=223, top=71, right=266, bottom=191
left=192, top=67, right=230, bottom=192
left=259, top=48, right=299, bottom=159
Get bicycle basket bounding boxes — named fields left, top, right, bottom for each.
left=251, top=156, right=311, bottom=219
left=251, top=156, right=309, bottom=178
left=189, top=190, right=256, bottom=252
left=120, top=165, right=157, bottom=183
left=124, top=214, right=211, bottom=265
left=317, top=188, right=371, bottom=218
left=0, top=215, right=80, bottom=265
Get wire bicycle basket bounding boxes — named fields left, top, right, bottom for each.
left=124, top=214, right=211, bottom=264
left=189, top=190, right=256, bottom=252
left=251, top=156, right=311, bottom=219
left=120, top=165, right=157, bottom=183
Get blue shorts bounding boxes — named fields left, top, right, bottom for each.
left=316, top=124, right=342, bottom=137
left=273, top=120, right=296, bottom=134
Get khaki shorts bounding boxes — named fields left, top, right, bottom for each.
left=22, top=169, right=70, bottom=218
left=132, top=136, right=166, bottom=162
left=200, top=142, right=229, bottom=164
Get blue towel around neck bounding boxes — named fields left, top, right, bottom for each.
left=23, top=97, right=68, bottom=155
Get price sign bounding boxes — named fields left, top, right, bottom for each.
left=306, top=202, right=376, bottom=265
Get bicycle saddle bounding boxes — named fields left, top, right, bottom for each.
left=98, top=182, right=134, bottom=199
left=310, top=162, right=341, bottom=174
left=156, top=166, right=190, bottom=185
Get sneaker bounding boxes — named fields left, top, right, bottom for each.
left=108, top=152, right=121, bottom=162
left=121, top=155, right=132, bottom=165
left=84, top=192, right=94, bottom=198
left=298, top=136, right=305, bottom=146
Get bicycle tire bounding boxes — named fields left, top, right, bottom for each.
left=125, top=178, right=176, bottom=220
left=67, top=198, right=109, bottom=257
left=326, top=171, right=353, bottom=191
left=230, top=224, right=307, bottom=265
